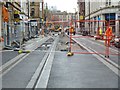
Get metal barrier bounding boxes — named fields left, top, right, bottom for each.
left=68, top=20, right=120, bottom=58
left=2, top=21, right=39, bottom=48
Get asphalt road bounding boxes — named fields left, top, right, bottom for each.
left=47, top=52, right=118, bottom=88
left=2, top=51, right=18, bottom=65
left=1, top=34, right=119, bottom=88
left=73, top=36, right=119, bottom=64
left=47, top=34, right=118, bottom=88
left=2, top=51, right=45, bottom=88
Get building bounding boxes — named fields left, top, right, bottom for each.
left=0, top=2, right=3, bottom=40
left=30, top=1, right=40, bottom=36
left=85, top=0, right=120, bottom=36
left=77, top=0, right=85, bottom=29
left=51, top=11, right=77, bottom=27
left=1, top=1, right=29, bottom=47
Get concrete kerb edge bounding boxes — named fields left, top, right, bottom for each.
left=0, top=36, right=51, bottom=78
left=34, top=36, right=59, bottom=88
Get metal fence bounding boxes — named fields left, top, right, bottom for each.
left=2, top=21, right=39, bottom=47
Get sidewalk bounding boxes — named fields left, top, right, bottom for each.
left=0, top=35, right=45, bottom=51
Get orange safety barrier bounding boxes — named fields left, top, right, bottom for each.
left=36, top=19, right=119, bottom=57
left=67, top=19, right=120, bottom=57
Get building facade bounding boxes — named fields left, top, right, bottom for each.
left=30, top=1, right=40, bottom=36
left=85, top=0, right=120, bottom=36
left=1, top=1, right=29, bottom=47
left=51, top=11, right=77, bottom=27
left=77, top=0, right=85, bottom=31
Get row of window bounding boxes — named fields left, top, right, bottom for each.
left=106, top=0, right=111, bottom=6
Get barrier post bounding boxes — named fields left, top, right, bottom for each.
left=105, top=35, right=110, bottom=58
left=67, top=21, right=74, bottom=56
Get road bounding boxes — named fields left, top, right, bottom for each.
left=1, top=34, right=119, bottom=89
left=72, top=35, right=119, bottom=64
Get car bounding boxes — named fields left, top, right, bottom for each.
left=82, top=31, right=88, bottom=36
left=114, top=36, right=120, bottom=48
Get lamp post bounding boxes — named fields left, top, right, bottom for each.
left=0, top=2, right=2, bottom=40
left=27, top=0, right=30, bottom=38
left=42, top=0, right=44, bottom=36
left=89, top=0, right=90, bottom=35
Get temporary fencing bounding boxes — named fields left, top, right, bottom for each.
left=2, top=21, right=39, bottom=47
left=68, top=19, right=120, bottom=58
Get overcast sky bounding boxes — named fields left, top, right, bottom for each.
left=44, top=0, right=77, bottom=13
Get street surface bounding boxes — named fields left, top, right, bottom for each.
left=1, top=33, right=119, bottom=89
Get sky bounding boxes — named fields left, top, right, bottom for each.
left=44, top=0, right=77, bottom=13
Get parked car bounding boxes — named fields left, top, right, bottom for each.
left=82, top=31, right=88, bottom=36
left=114, top=36, right=120, bottom=48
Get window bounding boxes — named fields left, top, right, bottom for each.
left=106, top=0, right=108, bottom=6
left=31, top=8, right=35, bottom=17
left=119, top=1, right=120, bottom=11
left=109, top=0, right=111, bottom=5
left=32, top=2, right=34, bottom=5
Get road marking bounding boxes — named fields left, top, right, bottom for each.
left=26, top=49, right=50, bottom=88
left=86, top=38, right=119, bottom=54
left=0, top=53, right=30, bottom=78
left=0, top=53, right=25, bottom=73
left=0, top=37, right=51, bottom=77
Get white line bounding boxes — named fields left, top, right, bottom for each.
left=86, top=38, right=119, bottom=54
left=0, top=53, right=30, bottom=78
left=0, top=53, right=25, bottom=73
left=89, top=47, right=120, bottom=69
left=0, top=37, right=51, bottom=77
left=26, top=50, right=50, bottom=88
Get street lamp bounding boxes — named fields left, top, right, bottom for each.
left=27, top=0, right=30, bottom=38
left=73, top=8, right=77, bottom=28
left=89, top=0, right=90, bottom=35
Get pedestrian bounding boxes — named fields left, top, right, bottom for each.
left=39, top=28, right=42, bottom=35
left=104, top=26, right=113, bottom=47
left=99, top=27, right=103, bottom=36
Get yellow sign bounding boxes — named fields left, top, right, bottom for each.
left=14, top=10, right=19, bottom=14
left=80, top=15, right=83, bottom=20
